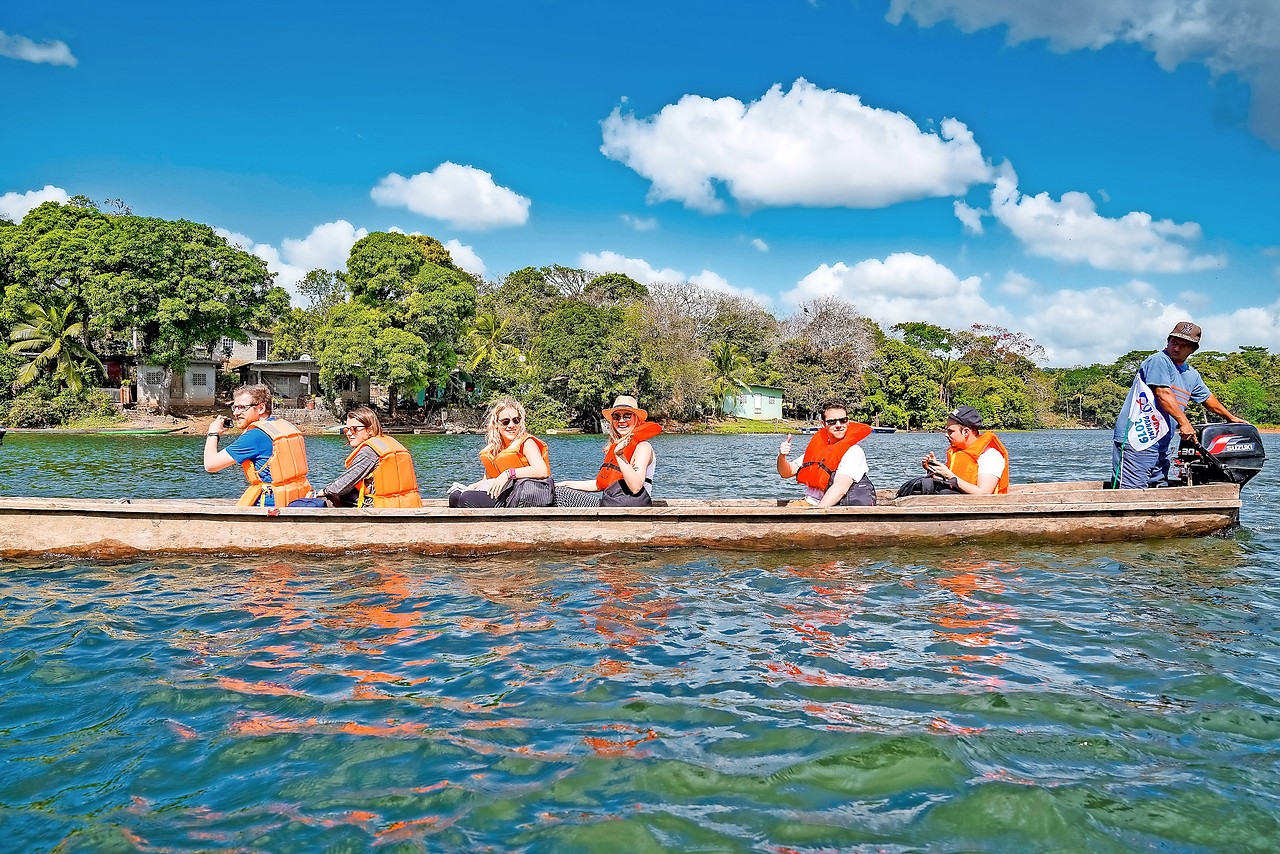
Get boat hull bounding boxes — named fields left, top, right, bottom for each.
left=0, top=481, right=1242, bottom=558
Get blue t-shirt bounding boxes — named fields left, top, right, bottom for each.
left=1112, top=349, right=1211, bottom=444
left=225, top=422, right=277, bottom=504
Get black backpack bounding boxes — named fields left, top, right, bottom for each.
left=896, top=475, right=962, bottom=498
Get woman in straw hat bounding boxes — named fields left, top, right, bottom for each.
left=555, top=395, right=661, bottom=508
left=448, top=397, right=554, bottom=508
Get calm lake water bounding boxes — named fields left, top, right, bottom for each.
left=3, top=430, right=1279, bottom=851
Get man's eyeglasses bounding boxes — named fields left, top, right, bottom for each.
left=340, top=424, right=367, bottom=437
left=230, top=403, right=257, bottom=412
left=824, top=416, right=849, bottom=426
left=611, top=412, right=635, bottom=422
left=497, top=416, right=523, bottom=427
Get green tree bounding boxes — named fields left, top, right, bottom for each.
left=2, top=202, right=279, bottom=412
left=533, top=300, right=637, bottom=425
left=8, top=299, right=105, bottom=394
left=466, top=309, right=520, bottom=370
left=709, top=341, right=748, bottom=414
left=342, top=232, right=477, bottom=412
left=863, top=339, right=942, bottom=429
left=583, top=272, right=648, bottom=306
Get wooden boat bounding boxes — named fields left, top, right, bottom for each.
left=96, top=427, right=186, bottom=435
left=0, top=481, right=1245, bottom=559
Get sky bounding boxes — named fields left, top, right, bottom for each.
left=3, top=0, right=1279, bottom=367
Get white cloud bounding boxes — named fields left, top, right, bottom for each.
left=600, top=78, right=992, bottom=213
left=0, top=31, right=77, bottom=66
left=989, top=163, right=1226, bottom=273
left=783, top=252, right=1011, bottom=331
left=370, top=162, right=530, bottom=230
left=751, top=238, right=769, bottom=252
left=444, top=239, right=486, bottom=277
left=280, top=220, right=368, bottom=273
left=578, top=250, right=772, bottom=305
left=621, top=214, right=658, bottom=231
left=215, top=220, right=368, bottom=295
left=578, top=250, right=683, bottom=284
left=979, top=279, right=1280, bottom=365
left=0, top=185, right=70, bottom=221
left=953, top=199, right=984, bottom=235
left=886, top=0, right=1280, bottom=147
left=997, top=270, right=1037, bottom=297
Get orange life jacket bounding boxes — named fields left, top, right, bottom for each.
left=344, top=434, right=423, bottom=508
left=237, top=418, right=312, bottom=507
left=796, top=422, right=873, bottom=492
left=596, top=421, right=662, bottom=490
left=947, top=431, right=1010, bottom=494
left=480, top=435, right=550, bottom=478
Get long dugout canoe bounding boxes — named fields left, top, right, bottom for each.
left=0, top=481, right=1243, bottom=559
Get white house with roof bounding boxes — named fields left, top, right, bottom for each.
left=722, top=384, right=784, bottom=420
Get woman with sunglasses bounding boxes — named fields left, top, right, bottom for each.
left=776, top=400, right=876, bottom=506
left=448, top=397, right=554, bottom=508
left=555, top=395, right=661, bottom=508
left=291, top=406, right=422, bottom=507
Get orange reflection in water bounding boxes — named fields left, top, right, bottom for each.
left=581, top=565, right=677, bottom=651
left=928, top=558, right=1022, bottom=690
left=765, top=561, right=885, bottom=695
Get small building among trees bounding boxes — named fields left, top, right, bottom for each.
left=137, top=359, right=219, bottom=411
left=236, top=359, right=369, bottom=409
left=722, top=384, right=784, bottom=420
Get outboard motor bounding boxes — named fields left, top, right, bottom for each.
left=1177, top=422, right=1267, bottom=487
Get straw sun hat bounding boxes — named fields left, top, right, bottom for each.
left=601, top=395, right=647, bottom=421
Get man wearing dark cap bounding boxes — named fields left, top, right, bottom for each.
left=921, top=405, right=1009, bottom=494
left=1111, top=321, right=1247, bottom=489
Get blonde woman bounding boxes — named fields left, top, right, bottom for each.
left=555, top=395, right=660, bottom=508
left=449, top=398, right=554, bottom=508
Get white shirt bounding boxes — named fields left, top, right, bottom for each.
left=790, top=444, right=869, bottom=504
left=977, top=447, right=1006, bottom=480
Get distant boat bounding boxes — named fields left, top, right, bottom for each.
left=96, top=427, right=185, bottom=435
left=797, top=424, right=821, bottom=434
left=871, top=426, right=897, bottom=434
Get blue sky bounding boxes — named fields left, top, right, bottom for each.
left=3, top=0, right=1279, bottom=367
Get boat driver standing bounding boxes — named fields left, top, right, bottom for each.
left=922, top=406, right=1009, bottom=495
left=1111, top=321, right=1247, bottom=489
left=777, top=401, right=876, bottom=506
left=203, top=383, right=312, bottom=507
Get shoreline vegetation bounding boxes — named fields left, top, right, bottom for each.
left=8, top=410, right=1278, bottom=437
left=5, top=200, right=1280, bottom=436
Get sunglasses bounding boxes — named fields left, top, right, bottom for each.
left=340, top=424, right=368, bottom=437
left=610, top=412, right=636, bottom=422
left=824, top=416, right=849, bottom=426
left=497, top=416, right=523, bottom=427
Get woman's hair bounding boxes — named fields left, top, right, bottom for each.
left=482, top=397, right=529, bottom=456
left=345, top=405, right=383, bottom=437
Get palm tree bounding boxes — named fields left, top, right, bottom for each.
left=466, top=310, right=519, bottom=370
left=709, top=341, right=748, bottom=414
left=8, top=300, right=105, bottom=394
left=935, top=355, right=974, bottom=408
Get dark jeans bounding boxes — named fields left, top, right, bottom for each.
left=1112, top=441, right=1170, bottom=488
left=449, top=477, right=555, bottom=508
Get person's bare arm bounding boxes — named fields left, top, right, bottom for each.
left=1203, top=393, right=1248, bottom=424
left=776, top=435, right=800, bottom=479
left=1153, top=386, right=1196, bottom=442
left=202, top=416, right=237, bottom=472
left=817, top=473, right=853, bottom=506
